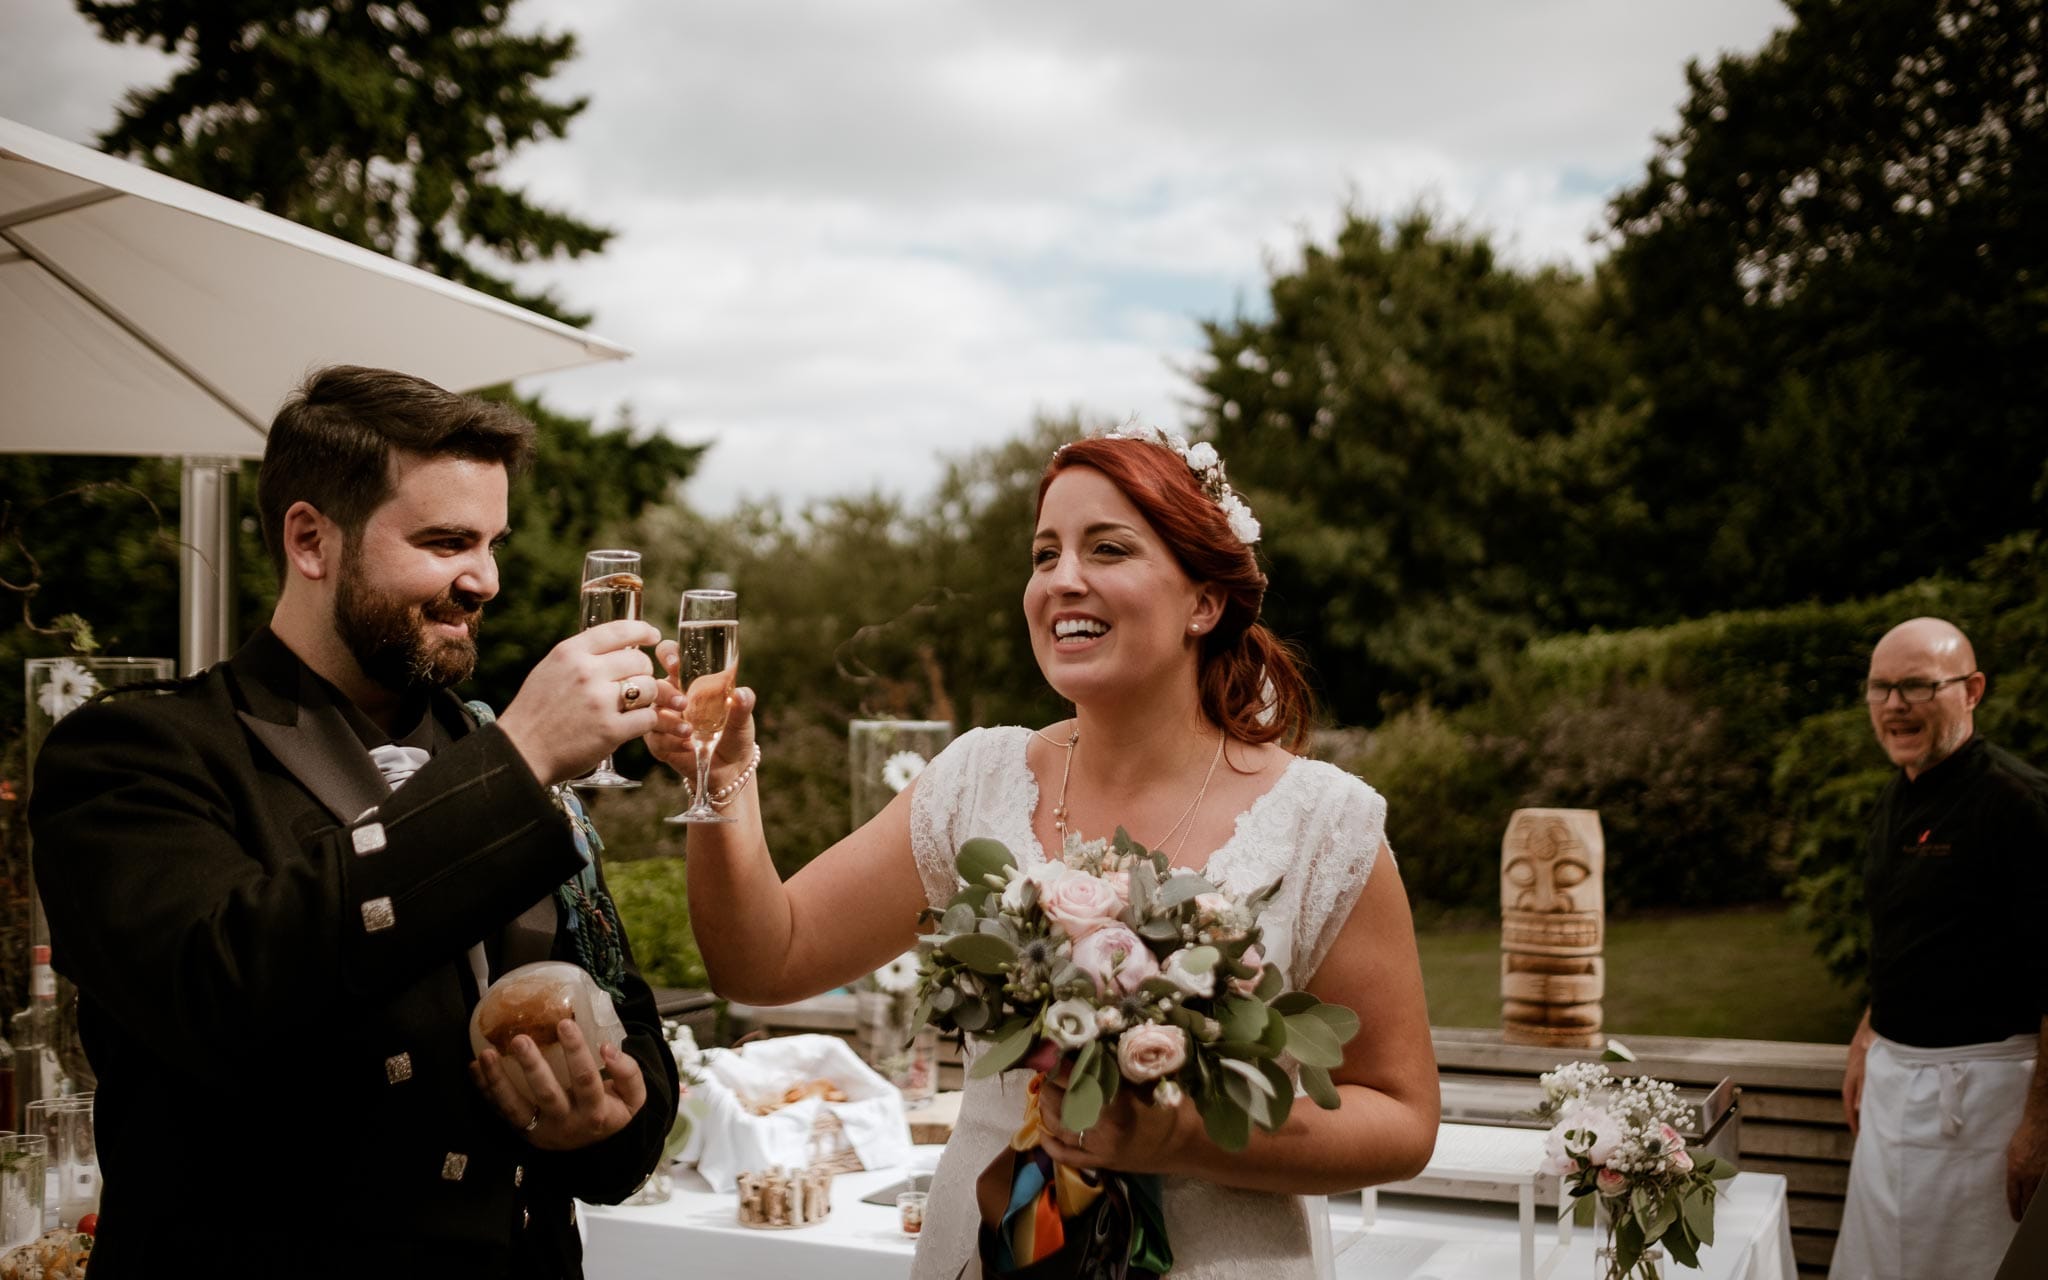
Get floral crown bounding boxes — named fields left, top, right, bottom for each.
left=1068, top=425, right=1261, bottom=545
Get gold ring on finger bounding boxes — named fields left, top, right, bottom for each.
left=618, top=679, right=643, bottom=713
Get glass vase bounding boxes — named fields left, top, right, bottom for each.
left=848, top=719, right=953, bottom=829
left=1595, top=1244, right=1666, bottom=1280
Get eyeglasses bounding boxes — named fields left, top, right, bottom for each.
left=1864, top=674, right=1977, bottom=705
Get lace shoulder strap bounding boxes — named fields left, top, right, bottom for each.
left=908, top=727, right=1017, bottom=909
left=1290, top=765, right=1389, bottom=987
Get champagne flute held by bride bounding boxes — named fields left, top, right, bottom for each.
left=664, top=588, right=739, bottom=824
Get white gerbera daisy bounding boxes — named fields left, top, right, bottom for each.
left=872, top=950, right=921, bottom=994
left=37, top=658, right=100, bottom=720
left=880, top=749, right=928, bottom=793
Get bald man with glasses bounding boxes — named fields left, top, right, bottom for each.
left=1830, top=618, right=2048, bottom=1279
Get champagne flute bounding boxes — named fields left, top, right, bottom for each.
left=569, top=549, right=645, bottom=790
left=664, top=588, right=739, bottom=824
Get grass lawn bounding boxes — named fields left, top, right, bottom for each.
left=1416, top=904, right=1865, bottom=1044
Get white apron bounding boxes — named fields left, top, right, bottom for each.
left=1830, top=1032, right=2035, bottom=1280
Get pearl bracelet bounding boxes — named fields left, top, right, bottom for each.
left=691, top=742, right=762, bottom=809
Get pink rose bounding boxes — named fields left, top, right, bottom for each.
left=1595, top=1167, right=1628, bottom=1197
left=1101, top=871, right=1132, bottom=912
left=1658, top=1124, right=1686, bottom=1152
left=1228, top=945, right=1265, bottom=997
left=1042, top=873, right=1128, bottom=940
left=1668, top=1148, right=1694, bottom=1173
left=1115, top=1023, right=1188, bottom=1082
left=1071, top=926, right=1158, bottom=995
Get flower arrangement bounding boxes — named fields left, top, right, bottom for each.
left=917, top=830, right=1357, bottom=1144
left=1536, top=1060, right=1736, bottom=1278
left=913, top=829, right=1358, bottom=1275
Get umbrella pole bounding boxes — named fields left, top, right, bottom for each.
left=179, top=456, right=239, bottom=674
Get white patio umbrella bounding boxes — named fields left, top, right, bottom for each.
left=0, top=114, right=630, bottom=670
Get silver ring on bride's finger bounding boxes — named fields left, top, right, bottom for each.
left=524, top=1110, right=542, bottom=1132
left=617, top=678, right=644, bottom=713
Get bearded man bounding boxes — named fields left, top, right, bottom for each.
left=1831, top=618, right=2048, bottom=1280
left=30, top=367, right=679, bottom=1277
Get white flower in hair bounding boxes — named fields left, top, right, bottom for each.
left=1085, top=425, right=1262, bottom=546
left=1220, top=494, right=1262, bottom=545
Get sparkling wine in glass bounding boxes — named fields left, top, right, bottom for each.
left=569, top=549, right=645, bottom=790
left=665, top=588, right=739, bottom=824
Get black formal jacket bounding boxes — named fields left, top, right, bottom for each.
left=29, top=629, right=678, bottom=1278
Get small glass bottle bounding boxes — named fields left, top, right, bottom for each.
left=13, top=946, right=71, bottom=1128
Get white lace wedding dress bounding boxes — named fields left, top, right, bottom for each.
left=906, top=727, right=1389, bottom=1280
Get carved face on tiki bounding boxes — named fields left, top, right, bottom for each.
left=1501, top=811, right=1604, bottom=946
left=1500, top=808, right=1607, bottom=1048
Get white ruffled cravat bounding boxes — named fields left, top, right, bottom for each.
left=368, top=743, right=491, bottom=993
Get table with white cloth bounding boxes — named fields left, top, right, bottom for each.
left=579, top=1153, right=1796, bottom=1280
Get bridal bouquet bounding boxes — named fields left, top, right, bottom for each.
left=913, top=830, right=1360, bottom=1277
left=1536, top=1061, right=1736, bottom=1278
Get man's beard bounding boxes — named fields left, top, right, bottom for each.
left=334, top=547, right=483, bottom=696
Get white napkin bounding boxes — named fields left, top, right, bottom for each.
left=685, top=1034, right=913, bottom=1192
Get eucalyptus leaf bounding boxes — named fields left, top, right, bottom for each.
left=1138, top=919, right=1182, bottom=943
left=1283, top=1014, right=1346, bottom=1068
left=1062, top=1067, right=1105, bottom=1133
left=1201, top=1093, right=1252, bottom=1152
left=969, top=1018, right=1037, bottom=1079
left=1073, top=1036, right=1100, bottom=1083
left=976, top=916, right=1020, bottom=945
left=1218, top=1056, right=1278, bottom=1100
left=1258, top=1059, right=1296, bottom=1129
left=1179, top=945, right=1220, bottom=974
left=947, top=885, right=993, bottom=913
left=1254, top=965, right=1285, bottom=1002
left=940, top=904, right=976, bottom=935
left=942, top=932, right=1018, bottom=975
left=1219, top=996, right=1269, bottom=1044
left=1304, top=1001, right=1361, bottom=1046
left=1298, top=1063, right=1340, bottom=1109
left=956, top=838, right=1017, bottom=885
left=931, top=987, right=958, bottom=1013
left=1260, top=1008, right=1290, bottom=1055
left=954, top=997, right=992, bottom=1033
left=1127, top=861, right=1155, bottom=920
left=1271, top=991, right=1318, bottom=1016
left=1154, top=874, right=1218, bottom=910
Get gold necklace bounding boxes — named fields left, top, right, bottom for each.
left=1047, top=728, right=1226, bottom=860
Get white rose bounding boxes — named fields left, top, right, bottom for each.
left=1160, top=948, right=1217, bottom=999
left=1095, top=1006, right=1127, bottom=1035
left=1185, top=442, right=1219, bottom=470
left=1220, top=494, right=1261, bottom=544
left=1043, top=999, right=1098, bottom=1051
left=1001, top=860, right=1072, bottom=913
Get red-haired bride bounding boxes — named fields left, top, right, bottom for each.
left=648, top=428, right=1438, bottom=1277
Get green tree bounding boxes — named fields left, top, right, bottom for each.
left=80, top=0, right=609, bottom=324
left=1193, top=210, right=1645, bottom=720
left=1605, top=0, right=2048, bottom=613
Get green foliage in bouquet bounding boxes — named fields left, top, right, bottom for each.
left=914, top=831, right=1361, bottom=1152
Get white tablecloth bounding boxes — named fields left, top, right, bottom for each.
left=580, top=1156, right=1796, bottom=1280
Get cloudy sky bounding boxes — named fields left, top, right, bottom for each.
left=2, top=1, right=1788, bottom=512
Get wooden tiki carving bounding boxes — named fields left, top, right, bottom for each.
left=1500, top=808, right=1605, bottom=1048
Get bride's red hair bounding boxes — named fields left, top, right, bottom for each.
left=1038, top=436, right=1315, bottom=753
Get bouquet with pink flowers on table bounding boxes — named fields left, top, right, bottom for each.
left=913, top=830, right=1359, bottom=1277
left=1536, top=1059, right=1737, bottom=1279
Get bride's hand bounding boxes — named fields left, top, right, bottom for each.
left=1037, top=1071, right=1198, bottom=1176
left=646, top=639, right=757, bottom=780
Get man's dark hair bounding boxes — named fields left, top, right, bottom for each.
left=257, top=365, right=537, bottom=576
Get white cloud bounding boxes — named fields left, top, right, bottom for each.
left=0, top=0, right=1790, bottom=512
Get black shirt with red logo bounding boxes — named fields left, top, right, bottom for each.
left=1865, top=735, right=2048, bottom=1048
